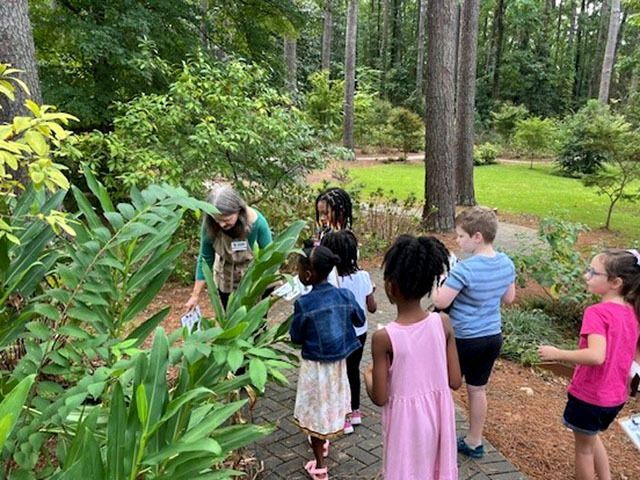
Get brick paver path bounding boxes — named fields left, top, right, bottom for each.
left=249, top=257, right=530, bottom=479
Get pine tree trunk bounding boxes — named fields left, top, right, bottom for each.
left=380, top=0, right=389, bottom=93
left=589, top=0, right=610, bottom=98
left=423, top=0, right=456, bottom=231
left=343, top=0, right=359, bottom=150
left=455, top=0, right=479, bottom=207
left=554, top=0, right=564, bottom=60
left=416, top=0, right=427, bottom=95
left=284, top=37, right=297, bottom=95
left=491, top=0, right=506, bottom=100
left=0, top=0, right=41, bottom=123
left=321, top=0, right=333, bottom=71
left=598, top=0, right=621, bottom=103
left=453, top=3, right=461, bottom=100
left=573, top=0, right=586, bottom=99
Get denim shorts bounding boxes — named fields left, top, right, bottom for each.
left=562, top=393, right=624, bottom=436
left=455, top=334, right=502, bottom=386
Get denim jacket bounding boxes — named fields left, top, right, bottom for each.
left=290, top=282, right=365, bottom=362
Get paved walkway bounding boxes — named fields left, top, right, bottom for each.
left=249, top=237, right=532, bottom=479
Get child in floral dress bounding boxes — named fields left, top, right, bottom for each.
left=290, top=243, right=365, bottom=480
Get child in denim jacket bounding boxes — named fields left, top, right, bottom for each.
left=290, top=243, right=365, bottom=480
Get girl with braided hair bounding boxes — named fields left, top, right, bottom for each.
left=314, top=187, right=353, bottom=240
left=321, top=230, right=377, bottom=434
left=364, top=235, right=461, bottom=480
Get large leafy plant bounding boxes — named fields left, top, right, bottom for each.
left=6, top=220, right=306, bottom=477
left=67, top=56, right=322, bottom=202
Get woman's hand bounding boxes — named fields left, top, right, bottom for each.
left=184, top=294, right=200, bottom=313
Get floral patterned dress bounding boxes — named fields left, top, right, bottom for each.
left=293, top=358, right=351, bottom=439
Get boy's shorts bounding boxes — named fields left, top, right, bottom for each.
left=562, top=393, right=624, bottom=436
left=455, top=334, right=502, bottom=386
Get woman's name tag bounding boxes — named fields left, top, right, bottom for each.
left=231, top=240, right=248, bottom=252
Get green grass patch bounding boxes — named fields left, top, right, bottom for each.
left=347, top=163, right=640, bottom=238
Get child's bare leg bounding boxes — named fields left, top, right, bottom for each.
left=310, top=436, right=325, bottom=468
left=466, top=384, right=487, bottom=446
left=592, top=434, right=611, bottom=480
left=574, top=431, right=596, bottom=480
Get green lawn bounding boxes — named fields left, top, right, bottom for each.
left=347, top=162, right=640, bottom=239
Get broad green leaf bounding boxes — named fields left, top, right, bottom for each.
left=136, top=384, right=148, bottom=425
left=249, top=358, right=267, bottom=392
left=84, top=169, right=115, bottom=212
left=226, top=348, right=244, bottom=372
left=181, top=399, right=247, bottom=444
left=0, top=374, right=36, bottom=449
left=106, top=382, right=127, bottom=480
left=125, top=307, right=170, bottom=347
left=142, top=438, right=221, bottom=466
left=121, top=270, right=172, bottom=323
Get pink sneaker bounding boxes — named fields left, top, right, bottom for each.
left=350, top=410, right=362, bottom=425
left=343, top=419, right=354, bottom=435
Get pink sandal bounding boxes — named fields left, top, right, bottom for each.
left=304, top=460, right=329, bottom=480
left=306, top=436, right=330, bottom=457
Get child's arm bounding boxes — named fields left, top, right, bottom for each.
left=440, top=313, right=462, bottom=390
left=502, top=282, right=516, bottom=304
left=364, top=328, right=392, bottom=406
left=432, top=285, right=460, bottom=310
left=349, top=291, right=366, bottom=327
left=539, top=334, right=606, bottom=366
left=366, top=292, right=377, bottom=313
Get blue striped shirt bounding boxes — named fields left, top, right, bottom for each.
left=445, top=252, right=516, bottom=339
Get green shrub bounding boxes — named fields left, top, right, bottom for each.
left=473, top=142, right=501, bottom=166
left=386, top=107, right=423, bottom=159
left=355, top=97, right=394, bottom=148
left=490, top=102, right=529, bottom=141
left=555, top=100, right=626, bottom=177
left=502, top=308, right=570, bottom=365
left=520, top=297, right=584, bottom=334
left=305, top=70, right=344, bottom=136
left=512, top=217, right=593, bottom=332
left=67, top=56, right=322, bottom=202
left=513, top=116, right=558, bottom=160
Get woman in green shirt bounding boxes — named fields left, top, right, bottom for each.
left=184, top=185, right=272, bottom=311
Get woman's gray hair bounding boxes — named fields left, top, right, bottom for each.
left=207, top=184, right=247, bottom=215
left=204, top=184, right=249, bottom=239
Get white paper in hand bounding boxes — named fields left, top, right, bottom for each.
left=180, top=305, right=201, bottom=333
left=272, top=276, right=311, bottom=301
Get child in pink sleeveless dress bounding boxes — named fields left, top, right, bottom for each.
left=364, top=235, right=462, bottom=480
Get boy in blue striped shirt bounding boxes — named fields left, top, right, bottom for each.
left=433, top=207, right=516, bottom=459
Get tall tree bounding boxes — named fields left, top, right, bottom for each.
left=380, top=0, right=390, bottom=94
left=284, top=37, right=297, bottom=95
left=415, top=0, right=427, bottom=94
left=0, top=0, right=41, bottom=123
left=455, top=0, right=480, bottom=206
left=343, top=0, right=358, bottom=150
left=491, top=0, right=507, bottom=100
left=599, top=0, right=622, bottom=103
left=321, top=0, right=333, bottom=70
left=423, top=0, right=457, bottom=231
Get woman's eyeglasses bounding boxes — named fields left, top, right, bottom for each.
left=585, top=267, right=607, bottom=279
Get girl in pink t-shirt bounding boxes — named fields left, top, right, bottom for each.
left=539, top=249, right=640, bottom=480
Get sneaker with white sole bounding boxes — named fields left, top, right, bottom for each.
left=350, top=410, right=362, bottom=425
left=343, top=419, right=354, bottom=434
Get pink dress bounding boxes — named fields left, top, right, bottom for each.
left=382, top=313, right=458, bottom=480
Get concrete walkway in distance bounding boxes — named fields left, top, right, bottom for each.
left=248, top=219, right=535, bottom=480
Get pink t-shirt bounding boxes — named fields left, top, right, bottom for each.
left=568, top=302, right=639, bottom=407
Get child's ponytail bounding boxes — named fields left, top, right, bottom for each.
left=602, top=249, right=640, bottom=319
